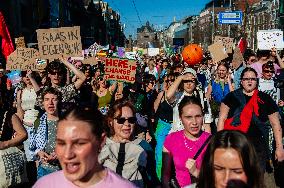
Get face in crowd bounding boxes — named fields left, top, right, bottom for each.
left=107, top=100, right=137, bottom=143
left=179, top=97, right=203, bottom=139
left=183, top=73, right=197, bottom=94
left=21, top=71, right=31, bottom=85
left=240, top=68, right=258, bottom=94
left=55, top=108, right=106, bottom=186
left=42, top=88, right=61, bottom=116
left=217, top=64, right=229, bottom=80
left=48, top=69, right=63, bottom=86
left=262, top=62, right=275, bottom=80
left=246, top=56, right=257, bottom=65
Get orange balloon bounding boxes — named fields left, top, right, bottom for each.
left=182, top=44, right=203, bottom=65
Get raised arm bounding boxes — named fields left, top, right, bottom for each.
left=60, top=56, right=86, bottom=89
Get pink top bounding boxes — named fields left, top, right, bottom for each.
left=250, top=62, right=280, bottom=78
left=33, top=168, right=137, bottom=188
left=164, top=131, right=211, bottom=187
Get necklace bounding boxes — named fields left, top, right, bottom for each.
left=183, top=134, right=194, bottom=151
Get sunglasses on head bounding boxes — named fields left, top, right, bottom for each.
left=115, top=116, right=137, bottom=124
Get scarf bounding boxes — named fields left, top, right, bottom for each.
left=224, top=89, right=263, bottom=133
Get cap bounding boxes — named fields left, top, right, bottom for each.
left=182, top=68, right=197, bottom=77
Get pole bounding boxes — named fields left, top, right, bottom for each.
left=212, top=0, right=215, bottom=42
left=228, top=0, right=232, bottom=37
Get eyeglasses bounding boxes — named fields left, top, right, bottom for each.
left=242, top=78, right=257, bottom=81
left=263, top=70, right=274, bottom=74
left=183, top=80, right=196, bottom=84
left=115, top=117, right=137, bottom=124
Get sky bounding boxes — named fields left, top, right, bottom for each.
left=103, top=0, right=211, bottom=38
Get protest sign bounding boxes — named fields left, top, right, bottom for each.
left=232, top=47, right=244, bottom=69
left=6, top=48, right=41, bottom=71
left=104, top=58, right=137, bottom=83
left=257, top=30, right=284, bottom=50
left=148, top=48, right=159, bottom=56
left=15, top=37, right=25, bottom=48
left=117, top=47, right=125, bottom=58
left=82, top=56, right=99, bottom=66
left=37, top=26, right=82, bottom=60
left=208, top=41, right=228, bottom=63
left=214, top=36, right=234, bottom=53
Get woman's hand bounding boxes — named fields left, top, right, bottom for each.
left=185, top=158, right=199, bottom=177
left=37, top=151, right=51, bottom=163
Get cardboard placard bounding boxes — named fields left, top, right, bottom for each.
left=232, top=47, right=244, bottom=69
left=257, top=30, right=284, bottom=50
left=82, top=56, right=98, bottom=66
left=6, top=48, right=41, bottom=71
left=214, top=36, right=234, bottom=53
left=37, top=26, right=82, bottom=60
left=15, top=37, right=25, bottom=48
left=208, top=41, right=228, bottom=63
left=147, top=48, right=159, bottom=56
left=104, top=58, right=136, bottom=83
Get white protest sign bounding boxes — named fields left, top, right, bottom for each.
left=147, top=48, right=159, bottom=56
left=257, top=30, right=284, bottom=50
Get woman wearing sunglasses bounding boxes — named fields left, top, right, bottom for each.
left=153, top=72, right=176, bottom=179
left=100, top=99, right=160, bottom=188
left=34, top=56, right=86, bottom=111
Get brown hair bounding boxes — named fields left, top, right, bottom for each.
left=105, top=99, right=136, bottom=137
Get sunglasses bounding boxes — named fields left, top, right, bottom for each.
left=99, top=77, right=105, bottom=81
left=115, top=117, right=137, bottom=124
left=165, top=79, right=175, bottom=83
left=148, top=81, right=155, bottom=85
left=263, top=70, right=274, bottom=74
left=183, top=79, right=196, bottom=84
left=242, top=78, right=257, bottom=81
left=50, top=71, right=61, bottom=75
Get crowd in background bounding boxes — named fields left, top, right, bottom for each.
left=0, top=47, right=284, bottom=188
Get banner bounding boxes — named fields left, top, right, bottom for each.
left=104, top=58, right=136, bottom=83
left=37, top=26, right=82, bottom=60
left=6, top=48, right=41, bottom=71
left=0, top=11, right=14, bottom=59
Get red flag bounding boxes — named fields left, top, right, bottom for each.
left=238, top=37, right=247, bottom=54
left=0, top=12, right=14, bottom=59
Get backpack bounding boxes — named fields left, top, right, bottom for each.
left=98, top=138, right=147, bottom=188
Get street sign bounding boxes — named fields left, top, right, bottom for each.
left=218, top=11, right=243, bottom=24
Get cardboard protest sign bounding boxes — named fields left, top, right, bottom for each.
left=148, top=48, right=159, bottom=56
left=37, top=26, right=82, bottom=60
left=257, top=30, right=284, bottom=50
left=6, top=48, right=41, bottom=71
left=232, top=47, right=244, bottom=69
left=214, top=36, right=234, bottom=53
left=82, top=56, right=98, bottom=66
left=15, top=37, right=25, bottom=48
left=208, top=41, right=228, bottom=63
left=104, top=58, right=137, bottom=83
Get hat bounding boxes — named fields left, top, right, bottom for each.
left=182, top=68, right=197, bottom=77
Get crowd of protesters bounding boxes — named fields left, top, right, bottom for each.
left=0, top=47, right=284, bottom=188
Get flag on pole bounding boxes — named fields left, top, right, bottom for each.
left=0, top=12, right=14, bottom=60
left=238, top=37, right=247, bottom=54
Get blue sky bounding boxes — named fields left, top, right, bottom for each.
left=103, top=0, right=211, bottom=38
